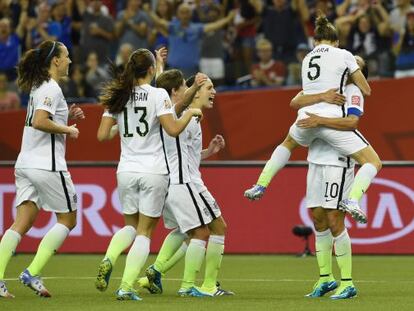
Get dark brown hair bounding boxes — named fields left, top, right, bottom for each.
left=156, top=69, right=184, bottom=96
left=314, top=14, right=338, bottom=43
left=17, top=41, right=63, bottom=93
left=100, top=48, right=155, bottom=114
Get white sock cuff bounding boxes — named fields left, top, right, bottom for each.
left=5, top=229, right=22, bottom=242
left=315, top=229, right=332, bottom=238
left=179, top=242, right=188, bottom=252
left=54, top=223, right=70, bottom=235
left=209, top=235, right=225, bottom=245
left=190, top=238, right=207, bottom=248
left=334, top=229, right=349, bottom=242
left=361, top=163, right=378, bottom=177
left=271, top=145, right=291, bottom=161
left=135, top=235, right=150, bottom=245
left=122, top=225, right=137, bottom=239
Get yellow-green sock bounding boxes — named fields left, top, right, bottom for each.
left=315, top=229, right=333, bottom=283
left=160, top=242, right=187, bottom=274
left=257, top=145, right=291, bottom=187
left=180, top=239, right=206, bottom=290
left=27, top=223, right=69, bottom=276
left=349, top=163, right=377, bottom=201
left=0, top=229, right=21, bottom=279
left=104, top=225, right=136, bottom=265
left=201, top=235, right=224, bottom=290
left=334, top=230, right=353, bottom=287
left=154, top=229, right=187, bottom=273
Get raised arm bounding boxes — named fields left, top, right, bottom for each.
left=159, top=108, right=203, bottom=137
left=350, top=70, right=371, bottom=96
left=203, top=10, right=235, bottom=33
left=174, top=73, right=208, bottom=115
left=290, top=88, right=346, bottom=109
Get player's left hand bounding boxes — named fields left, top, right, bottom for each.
left=155, top=46, right=168, bottom=65
left=69, top=104, right=85, bottom=120
left=207, top=135, right=225, bottom=155
left=296, top=112, right=320, bottom=128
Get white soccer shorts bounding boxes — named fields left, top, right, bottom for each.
left=15, top=168, right=77, bottom=213
left=117, top=172, right=169, bottom=217
left=306, top=163, right=354, bottom=209
left=163, top=183, right=221, bottom=233
left=289, top=123, right=370, bottom=156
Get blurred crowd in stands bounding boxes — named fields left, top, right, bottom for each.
left=1, top=0, right=414, bottom=110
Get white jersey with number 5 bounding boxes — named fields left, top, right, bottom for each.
left=15, top=79, right=69, bottom=172
left=104, top=84, right=173, bottom=174
left=300, top=44, right=359, bottom=119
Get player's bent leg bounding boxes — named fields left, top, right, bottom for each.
left=244, top=134, right=297, bottom=201
left=117, top=214, right=159, bottom=301
left=179, top=226, right=209, bottom=296
left=96, top=214, right=137, bottom=292
left=340, top=146, right=381, bottom=224
left=21, top=211, right=75, bottom=297
left=306, top=208, right=337, bottom=298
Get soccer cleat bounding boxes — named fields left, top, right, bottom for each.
left=244, top=184, right=266, bottom=201
left=0, top=280, right=14, bottom=298
left=145, top=265, right=163, bottom=294
left=330, top=286, right=357, bottom=300
left=95, top=258, right=113, bottom=292
left=177, top=288, right=192, bottom=297
left=116, top=287, right=142, bottom=301
left=338, top=199, right=367, bottom=224
left=305, top=280, right=338, bottom=298
left=189, top=286, right=214, bottom=297
left=137, top=276, right=161, bottom=294
left=19, top=269, right=51, bottom=297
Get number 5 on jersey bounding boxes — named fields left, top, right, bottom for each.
left=307, top=56, right=321, bottom=81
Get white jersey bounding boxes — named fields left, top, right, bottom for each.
left=187, top=117, right=206, bottom=192
left=300, top=44, right=360, bottom=118
left=104, top=84, right=173, bottom=174
left=15, top=79, right=68, bottom=171
left=163, top=105, right=191, bottom=184
left=307, top=83, right=364, bottom=168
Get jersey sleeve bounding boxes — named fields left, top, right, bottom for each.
left=344, top=50, right=359, bottom=74
left=34, top=83, right=62, bottom=115
left=345, top=85, right=364, bottom=116
left=156, top=88, right=174, bottom=117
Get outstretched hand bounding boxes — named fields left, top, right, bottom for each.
left=155, top=47, right=168, bottom=65
left=207, top=135, right=225, bottom=155
left=69, top=104, right=85, bottom=120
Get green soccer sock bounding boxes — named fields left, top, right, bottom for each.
left=334, top=230, right=353, bottom=287
left=160, top=242, right=187, bottom=274
left=257, top=145, right=291, bottom=187
left=120, top=235, right=150, bottom=289
left=104, top=225, right=136, bottom=265
left=180, top=239, right=206, bottom=290
left=201, top=235, right=224, bottom=290
left=315, top=229, right=333, bottom=283
left=0, top=229, right=21, bottom=279
left=27, top=223, right=69, bottom=276
left=154, top=229, right=187, bottom=274
left=349, top=163, right=378, bottom=201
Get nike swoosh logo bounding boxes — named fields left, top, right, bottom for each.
left=325, top=199, right=335, bottom=202
left=336, top=253, right=347, bottom=257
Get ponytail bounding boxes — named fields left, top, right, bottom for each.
left=314, top=14, right=338, bottom=43
left=17, top=41, right=63, bottom=93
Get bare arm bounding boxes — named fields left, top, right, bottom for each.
left=296, top=112, right=360, bottom=130
left=174, top=73, right=208, bottom=115
left=336, top=0, right=351, bottom=17
left=201, top=135, right=225, bottom=160
left=147, top=10, right=169, bottom=33
left=350, top=69, right=371, bottom=96
left=204, top=10, right=235, bottom=33
left=159, top=108, right=203, bottom=137
left=97, top=115, right=117, bottom=141
left=290, top=88, right=346, bottom=109
left=33, top=109, right=79, bottom=138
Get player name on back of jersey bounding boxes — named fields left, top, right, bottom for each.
left=310, top=46, right=329, bottom=54
left=132, top=91, right=148, bottom=102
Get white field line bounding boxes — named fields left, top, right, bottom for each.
left=4, top=276, right=414, bottom=283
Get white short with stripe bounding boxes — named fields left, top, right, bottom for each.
left=306, top=163, right=354, bottom=209
left=117, top=172, right=169, bottom=217
left=289, top=123, right=369, bottom=156
left=163, top=183, right=221, bottom=233
left=15, top=168, right=77, bottom=213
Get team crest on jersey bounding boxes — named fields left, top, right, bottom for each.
left=43, top=97, right=52, bottom=107
left=351, top=95, right=361, bottom=106
left=164, top=99, right=172, bottom=109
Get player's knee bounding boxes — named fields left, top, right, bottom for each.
left=189, top=226, right=210, bottom=241
left=328, top=219, right=344, bottom=236
left=209, top=218, right=227, bottom=236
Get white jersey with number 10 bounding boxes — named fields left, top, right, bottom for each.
left=300, top=44, right=359, bottom=119
left=104, top=84, right=173, bottom=175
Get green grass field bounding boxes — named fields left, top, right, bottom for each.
left=1, top=254, right=414, bottom=311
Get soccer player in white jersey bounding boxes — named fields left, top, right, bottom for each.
left=291, top=56, right=369, bottom=300
left=95, top=48, right=202, bottom=301
left=139, top=71, right=232, bottom=297
left=244, top=15, right=382, bottom=224
left=0, top=41, right=85, bottom=298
